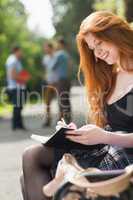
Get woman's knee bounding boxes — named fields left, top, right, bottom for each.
left=22, top=144, right=54, bottom=169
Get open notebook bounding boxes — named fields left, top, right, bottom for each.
left=31, top=127, right=102, bottom=150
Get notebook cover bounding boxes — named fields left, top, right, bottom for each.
left=31, top=127, right=102, bottom=150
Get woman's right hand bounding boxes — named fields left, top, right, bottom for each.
left=56, top=120, right=77, bottom=131
left=67, top=122, right=77, bottom=129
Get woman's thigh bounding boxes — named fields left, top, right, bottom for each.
left=22, top=144, right=54, bottom=169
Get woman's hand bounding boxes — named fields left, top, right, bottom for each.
left=66, top=124, right=108, bottom=145
left=67, top=122, right=77, bottom=129
left=56, top=119, right=77, bottom=131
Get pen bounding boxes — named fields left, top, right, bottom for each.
left=61, top=118, right=68, bottom=127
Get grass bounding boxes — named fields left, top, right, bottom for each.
left=0, top=104, right=12, bottom=117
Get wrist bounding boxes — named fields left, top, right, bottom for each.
left=102, top=130, right=112, bottom=144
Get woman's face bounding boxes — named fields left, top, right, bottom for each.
left=84, top=32, right=120, bottom=65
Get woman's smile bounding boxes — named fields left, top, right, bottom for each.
left=100, top=51, right=109, bottom=60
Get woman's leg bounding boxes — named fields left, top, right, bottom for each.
left=20, top=175, right=27, bottom=200
left=22, top=144, right=54, bottom=200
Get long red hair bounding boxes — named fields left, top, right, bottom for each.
left=77, top=11, right=133, bottom=127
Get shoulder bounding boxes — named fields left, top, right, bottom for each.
left=61, top=50, right=70, bottom=59
left=55, top=50, right=68, bottom=59
left=6, top=54, right=17, bottom=67
left=54, top=51, right=62, bottom=61
left=7, top=54, right=16, bottom=62
left=42, top=55, right=49, bottom=64
left=55, top=51, right=61, bottom=57
left=43, top=54, right=49, bottom=60
left=117, top=70, right=133, bottom=81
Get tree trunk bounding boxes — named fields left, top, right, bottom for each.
left=124, top=0, right=133, bottom=22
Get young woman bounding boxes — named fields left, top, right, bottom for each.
left=21, top=11, right=133, bottom=200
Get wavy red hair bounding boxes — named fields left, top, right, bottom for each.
left=77, top=11, right=133, bottom=127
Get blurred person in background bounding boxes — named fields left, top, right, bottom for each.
left=5, top=46, right=28, bottom=131
left=42, top=42, right=58, bottom=127
left=53, top=38, right=72, bottom=124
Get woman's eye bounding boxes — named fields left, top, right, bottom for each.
left=96, top=41, right=102, bottom=46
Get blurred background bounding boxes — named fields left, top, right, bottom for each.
left=0, top=0, right=133, bottom=199
left=0, top=0, right=133, bottom=94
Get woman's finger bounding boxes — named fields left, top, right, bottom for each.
left=66, top=130, right=76, bottom=134
left=78, top=124, right=96, bottom=131
left=66, top=134, right=85, bottom=141
left=67, top=122, right=77, bottom=129
left=66, top=135, right=86, bottom=143
left=57, top=121, right=64, bottom=126
left=66, top=130, right=86, bottom=136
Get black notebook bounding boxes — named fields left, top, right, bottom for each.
left=31, top=127, right=103, bottom=150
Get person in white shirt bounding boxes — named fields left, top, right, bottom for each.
left=5, top=46, right=27, bottom=130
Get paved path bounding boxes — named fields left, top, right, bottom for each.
left=0, top=86, right=88, bottom=200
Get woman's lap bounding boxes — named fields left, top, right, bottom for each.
left=51, top=145, right=107, bottom=176
left=21, top=144, right=133, bottom=200
left=22, top=143, right=132, bottom=178
left=51, top=145, right=132, bottom=177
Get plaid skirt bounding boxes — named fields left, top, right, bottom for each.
left=51, top=145, right=133, bottom=177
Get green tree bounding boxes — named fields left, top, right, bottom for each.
left=0, top=0, right=28, bottom=85
left=0, top=0, right=46, bottom=93
left=124, top=0, right=133, bottom=22
left=94, top=0, right=125, bottom=17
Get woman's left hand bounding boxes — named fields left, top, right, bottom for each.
left=66, top=124, right=108, bottom=145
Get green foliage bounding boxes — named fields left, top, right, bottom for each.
left=94, top=0, right=125, bottom=17
left=0, top=0, right=46, bottom=93
left=0, top=0, right=131, bottom=91
left=124, top=0, right=133, bottom=22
